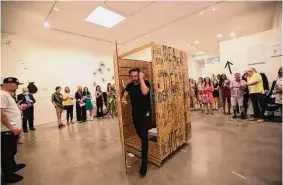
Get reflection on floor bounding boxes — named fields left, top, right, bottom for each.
left=13, top=112, right=282, bottom=185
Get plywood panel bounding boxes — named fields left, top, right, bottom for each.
left=151, top=43, right=190, bottom=160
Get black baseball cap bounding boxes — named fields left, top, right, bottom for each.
left=3, top=77, right=23, bottom=85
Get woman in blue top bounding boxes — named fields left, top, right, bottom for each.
left=83, top=87, right=93, bottom=121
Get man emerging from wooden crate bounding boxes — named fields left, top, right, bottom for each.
left=122, top=68, right=151, bottom=177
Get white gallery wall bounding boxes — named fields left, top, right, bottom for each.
left=1, top=34, right=114, bottom=125
left=205, top=28, right=282, bottom=82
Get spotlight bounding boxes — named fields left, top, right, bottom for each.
left=195, top=40, right=199, bottom=44
left=199, top=11, right=204, bottom=15
left=230, top=32, right=235, bottom=37
left=217, top=34, right=222, bottom=38
left=212, top=7, right=217, bottom=11
left=44, top=22, right=50, bottom=28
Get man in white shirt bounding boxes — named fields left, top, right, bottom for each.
left=1, top=77, right=26, bottom=183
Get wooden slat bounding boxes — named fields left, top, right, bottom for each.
left=119, top=43, right=151, bottom=59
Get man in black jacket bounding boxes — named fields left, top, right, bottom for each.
left=17, top=88, right=36, bottom=133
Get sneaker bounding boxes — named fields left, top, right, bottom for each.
left=249, top=118, right=257, bottom=121
left=14, top=163, right=26, bottom=172
left=257, top=119, right=264, bottom=123
left=4, top=174, right=23, bottom=183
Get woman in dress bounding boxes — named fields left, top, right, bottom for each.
left=197, top=77, right=204, bottom=110
left=219, top=74, right=231, bottom=115
left=202, top=77, right=215, bottom=115
left=95, top=85, right=104, bottom=118
left=83, top=87, right=93, bottom=121
left=63, top=87, right=74, bottom=125
left=107, top=83, right=116, bottom=118
left=212, top=79, right=220, bottom=111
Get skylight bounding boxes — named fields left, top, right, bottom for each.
left=85, top=6, right=125, bottom=28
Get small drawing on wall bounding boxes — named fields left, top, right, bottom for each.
left=100, top=61, right=105, bottom=68
left=93, top=81, right=97, bottom=87
left=270, top=44, right=282, bottom=57
left=98, top=68, right=103, bottom=74
left=107, top=68, right=111, bottom=72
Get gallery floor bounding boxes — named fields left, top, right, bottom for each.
left=13, top=111, right=282, bottom=185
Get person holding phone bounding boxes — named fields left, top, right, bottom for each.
left=95, top=85, right=104, bottom=118
left=122, top=68, right=151, bottom=177
left=51, top=86, right=65, bottom=128
left=75, top=85, right=87, bottom=123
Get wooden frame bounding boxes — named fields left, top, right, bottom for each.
left=114, top=42, right=192, bottom=167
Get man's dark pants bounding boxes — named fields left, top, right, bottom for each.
left=250, top=93, right=266, bottom=119
left=133, top=112, right=151, bottom=163
left=1, top=131, right=17, bottom=178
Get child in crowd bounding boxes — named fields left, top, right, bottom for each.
left=230, top=73, right=246, bottom=119
left=197, top=77, right=204, bottom=110
left=202, top=77, right=214, bottom=115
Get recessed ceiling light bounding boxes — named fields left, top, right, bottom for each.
left=195, top=40, right=199, bottom=44
left=187, top=44, right=191, bottom=47
left=44, top=22, right=50, bottom=28
left=212, top=7, right=217, bottom=11
left=161, top=29, right=165, bottom=32
left=145, top=35, right=149, bottom=38
left=217, top=34, right=222, bottom=38
left=230, top=32, right=235, bottom=37
left=85, top=6, right=125, bottom=28
left=199, top=11, right=204, bottom=15
left=135, top=39, right=138, bottom=42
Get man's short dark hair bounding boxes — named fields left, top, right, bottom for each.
left=128, top=68, right=140, bottom=75
left=55, top=86, right=61, bottom=91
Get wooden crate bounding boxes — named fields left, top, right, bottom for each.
left=113, top=42, right=191, bottom=167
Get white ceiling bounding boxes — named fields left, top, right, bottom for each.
left=1, top=1, right=280, bottom=57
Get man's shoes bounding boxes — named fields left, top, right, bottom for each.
left=232, top=115, right=237, bottom=119
left=30, top=127, right=36, bottom=131
left=14, top=163, right=26, bottom=172
left=23, top=130, right=28, bottom=133
left=139, top=161, right=147, bottom=177
left=4, top=174, right=23, bottom=183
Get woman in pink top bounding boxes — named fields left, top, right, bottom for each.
left=202, top=77, right=215, bottom=115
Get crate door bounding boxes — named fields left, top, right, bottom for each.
left=151, top=44, right=188, bottom=160
left=117, top=59, right=151, bottom=140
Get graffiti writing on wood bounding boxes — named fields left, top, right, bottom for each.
left=161, top=46, right=183, bottom=66
left=161, top=128, right=184, bottom=157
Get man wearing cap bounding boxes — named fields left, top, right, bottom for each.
left=1, top=77, right=26, bottom=183
left=245, top=69, right=265, bottom=123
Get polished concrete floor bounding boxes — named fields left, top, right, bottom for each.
left=13, top=111, right=282, bottom=185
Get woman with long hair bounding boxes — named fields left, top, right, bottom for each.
left=202, top=77, right=215, bottom=115
left=219, top=74, right=231, bottom=115
left=63, top=87, right=74, bottom=125
left=212, top=74, right=219, bottom=110
left=197, top=77, right=204, bottom=110
left=107, top=83, right=116, bottom=118
left=242, top=73, right=249, bottom=117
left=83, top=87, right=93, bottom=121
left=95, top=85, right=104, bottom=118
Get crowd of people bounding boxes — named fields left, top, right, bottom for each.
left=189, top=67, right=282, bottom=122
left=51, top=83, right=117, bottom=129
